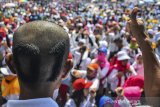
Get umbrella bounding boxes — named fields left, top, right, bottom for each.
left=3, top=3, right=16, bottom=8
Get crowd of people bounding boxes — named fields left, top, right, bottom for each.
left=0, top=0, right=160, bottom=107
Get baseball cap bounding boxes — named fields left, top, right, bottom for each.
left=73, top=78, right=92, bottom=91
left=117, top=51, right=130, bottom=61
left=87, top=63, right=99, bottom=71
left=98, top=47, right=107, bottom=54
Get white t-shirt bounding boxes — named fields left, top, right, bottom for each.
left=107, top=66, right=137, bottom=92
left=132, top=62, right=144, bottom=77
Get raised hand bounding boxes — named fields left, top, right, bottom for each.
left=126, top=7, right=146, bottom=39
left=127, top=7, right=160, bottom=107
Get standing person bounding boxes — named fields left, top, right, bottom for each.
left=5, top=21, right=70, bottom=107
left=92, top=47, right=110, bottom=85
left=129, top=37, right=140, bottom=64
left=132, top=53, right=144, bottom=77
left=127, top=7, right=160, bottom=107
left=107, top=51, right=137, bottom=97
left=57, top=53, right=74, bottom=106
left=65, top=78, right=95, bottom=107
left=86, top=63, right=100, bottom=91
left=92, top=47, right=110, bottom=105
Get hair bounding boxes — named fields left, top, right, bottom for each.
left=70, top=89, right=85, bottom=107
left=12, top=21, right=69, bottom=84
left=114, top=38, right=123, bottom=43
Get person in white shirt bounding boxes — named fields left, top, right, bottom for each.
left=107, top=51, right=137, bottom=97
left=65, top=78, right=95, bottom=107
left=86, top=63, right=100, bottom=91
left=69, top=63, right=100, bottom=91
left=91, top=47, right=110, bottom=105
left=5, top=21, right=70, bottom=107
left=57, top=53, right=74, bottom=106
left=73, top=45, right=91, bottom=70
left=132, top=53, right=144, bottom=77
left=91, top=47, right=110, bottom=89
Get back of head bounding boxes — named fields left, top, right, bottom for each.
left=13, top=21, right=69, bottom=85
left=114, top=38, right=123, bottom=44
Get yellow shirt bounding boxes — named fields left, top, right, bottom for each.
left=1, top=77, right=20, bottom=98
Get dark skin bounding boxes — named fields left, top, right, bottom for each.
left=87, top=68, right=97, bottom=80
left=127, top=7, right=160, bottom=107
left=5, top=21, right=69, bottom=100
left=5, top=50, right=65, bottom=100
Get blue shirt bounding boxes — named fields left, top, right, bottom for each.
left=7, top=98, right=59, bottom=107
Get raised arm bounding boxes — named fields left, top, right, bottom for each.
left=127, top=7, right=160, bottom=107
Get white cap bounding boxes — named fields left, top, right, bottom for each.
left=117, top=51, right=130, bottom=61
left=99, top=41, right=108, bottom=47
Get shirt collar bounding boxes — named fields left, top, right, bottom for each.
left=7, top=97, right=59, bottom=107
